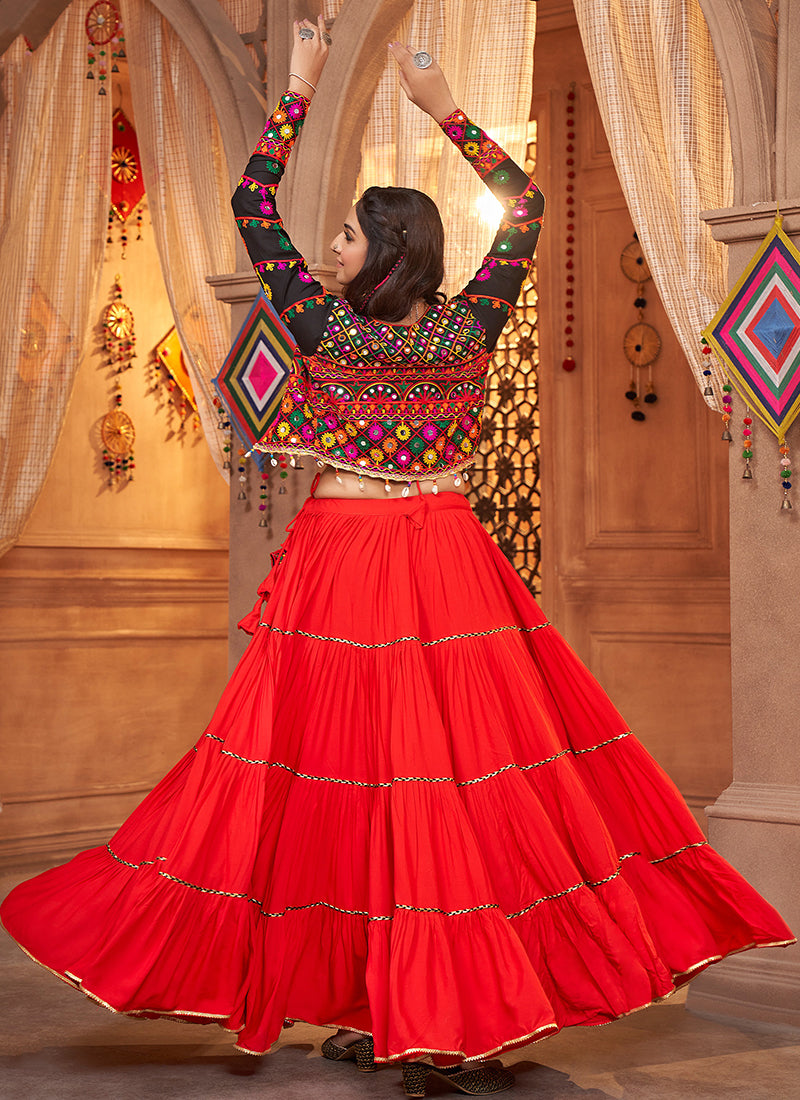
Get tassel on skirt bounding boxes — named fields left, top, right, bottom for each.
left=1, top=492, right=794, bottom=1062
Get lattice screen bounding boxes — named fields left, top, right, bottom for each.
left=468, top=124, right=541, bottom=596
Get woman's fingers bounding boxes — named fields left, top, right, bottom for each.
left=289, top=15, right=330, bottom=87
left=388, top=42, right=455, bottom=120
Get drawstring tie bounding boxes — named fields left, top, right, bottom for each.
left=406, top=480, right=428, bottom=529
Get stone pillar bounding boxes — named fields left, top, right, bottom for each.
left=686, top=202, right=800, bottom=1028
left=207, top=271, right=315, bottom=671
left=685, top=0, right=800, bottom=1028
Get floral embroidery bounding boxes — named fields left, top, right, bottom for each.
left=233, top=92, right=544, bottom=483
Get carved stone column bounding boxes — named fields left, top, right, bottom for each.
left=687, top=204, right=800, bottom=1028
left=688, top=0, right=800, bottom=1028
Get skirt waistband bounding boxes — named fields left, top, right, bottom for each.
left=299, top=491, right=472, bottom=518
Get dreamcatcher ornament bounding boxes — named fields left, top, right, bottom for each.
left=703, top=211, right=800, bottom=511
left=620, top=234, right=661, bottom=419
left=99, top=277, right=136, bottom=485
left=85, top=1, right=125, bottom=97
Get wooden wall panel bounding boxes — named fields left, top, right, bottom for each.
left=0, top=547, right=228, bottom=866
left=534, top=7, right=731, bottom=828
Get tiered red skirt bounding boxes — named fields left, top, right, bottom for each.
left=1, top=492, right=794, bottom=1062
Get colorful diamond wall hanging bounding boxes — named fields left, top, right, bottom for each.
left=213, top=291, right=296, bottom=452
left=703, top=214, right=800, bottom=442
left=155, top=327, right=197, bottom=414
left=703, top=213, right=800, bottom=509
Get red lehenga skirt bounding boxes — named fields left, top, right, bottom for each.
left=1, top=492, right=794, bottom=1062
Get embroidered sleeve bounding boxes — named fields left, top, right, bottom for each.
left=231, top=91, right=335, bottom=355
left=440, top=109, right=544, bottom=351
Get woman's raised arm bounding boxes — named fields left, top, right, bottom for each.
left=231, top=18, right=333, bottom=356
left=390, top=44, right=544, bottom=352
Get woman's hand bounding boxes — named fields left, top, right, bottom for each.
left=287, top=16, right=330, bottom=98
left=389, top=43, right=457, bottom=123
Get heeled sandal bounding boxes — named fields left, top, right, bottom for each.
left=320, top=1033, right=376, bottom=1073
left=402, top=1060, right=514, bottom=1096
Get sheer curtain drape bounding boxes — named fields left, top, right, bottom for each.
left=324, top=0, right=537, bottom=296
left=573, top=0, right=732, bottom=409
left=0, top=7, right=110, bottom=556
left=121, top=0, right=236, bottom=474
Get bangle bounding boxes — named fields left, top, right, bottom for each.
left=289, top=73, right=317, bottom=94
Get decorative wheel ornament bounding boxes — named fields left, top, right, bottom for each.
left=620, top=232, right=660, bottom=420
left=620, top=238, right=651, bottom=283
left=98, top=277, right=136, bottom=486
left=104, top=299, right=134, bottom=340
left=101, top=408, right=135, bottom=454
left=85, top=1, right=120, bottom=44
left=85, top=1, right=124, bottom=95
left=623, top=322, right=661, bottom=368
left=111, top=146, right=138, bottom=184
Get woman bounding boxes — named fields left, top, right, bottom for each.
left=1, top=17, right=794, bottom=1100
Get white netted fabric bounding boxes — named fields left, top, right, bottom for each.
left=0, top=7, right=111, bottom=557
left=572, top=0, right=733, bottom=410
left=120, top=0, right=236, bottom=475
left=329, top=0, right=537, bottom=297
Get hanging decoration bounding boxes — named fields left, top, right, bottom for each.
left=153, top=327, right=199, bottom=429
left=108, top=109, right=145, bottom=257
left=621, top=234, right=661, bottom=420
left=562, top=83, right=578, bottom=373
left=236, top=448, right=274, bottom=523
left=213, top=290, right=295, bottom=456
left=99, top=277, right=136, bottom=485
left=703, top=212, right=800, bottom=511
left=85, top=1, right=123, bottom=96
left=740, top=408, right=754, bottom=479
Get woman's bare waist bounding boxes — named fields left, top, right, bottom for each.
left=314, top=466, right=470, bottom=499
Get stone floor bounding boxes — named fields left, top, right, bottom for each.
left=2, top=866, right=799, bottom=1100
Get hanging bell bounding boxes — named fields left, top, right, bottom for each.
left=278, top=485, right=287, bottom=494
left=258, top=517, right=269, bottom=527
left=781, top=495, right=793, bottom=511
left=721, top=429, right=733, bottom=442
left=742, top=464, right=753, bottom=480
left=222, top=459, right=231, bottom=470
left=99, top=86, right=107, bottom=96
left=703, top=385, right=714, bottom=396
left=237, top=490, right=246, bottom=501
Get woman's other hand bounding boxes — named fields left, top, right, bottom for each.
left=389, top=43, right=457, bottom=123
left=288, top=16, right=330, bottom=98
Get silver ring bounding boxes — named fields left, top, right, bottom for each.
left=322, top=32, right=332, bottom=45
left=299, top=27, right=314, bottom=40
left=413, top=51, right=433, bottom=69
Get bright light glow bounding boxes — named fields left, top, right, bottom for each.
left=475, top=191, right=503, bottom=228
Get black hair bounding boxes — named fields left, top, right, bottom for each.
left=344, top=186, right=446, bottom=322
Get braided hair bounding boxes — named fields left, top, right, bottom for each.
left=344, top=186, right=446, bottom=321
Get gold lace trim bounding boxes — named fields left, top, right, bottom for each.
left=201, top=729, right=634, bottom=786
left=256, top=620, right=551, bottom=648
left=103, top=838, right=711, bottom=921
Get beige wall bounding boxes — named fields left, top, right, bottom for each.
left=0, top=87, right=229, bottom=865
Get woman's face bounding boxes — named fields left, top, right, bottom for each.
left=330, top=206, right=369, bottom=286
